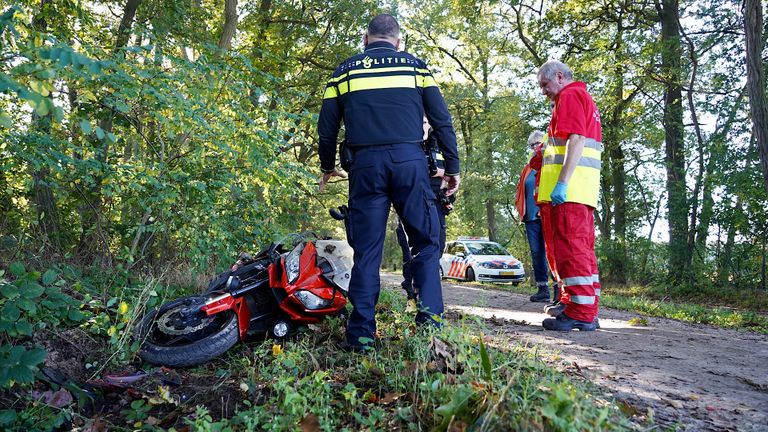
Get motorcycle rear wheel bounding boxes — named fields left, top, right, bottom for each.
left=135, top=295, right=239, bottom=367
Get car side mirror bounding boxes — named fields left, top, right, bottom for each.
left=456, top=252, right=465, bottom=258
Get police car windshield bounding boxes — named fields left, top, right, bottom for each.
left=466, top=242, right=509, bottom=256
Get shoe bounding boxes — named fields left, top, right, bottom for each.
left=529, top=287, right=550, bottom=303
left=402, top=283, right=417, bottom=300
left=544, top=301, right=565, bottom=317
left=593, top=317, right=600, bottom=329
left=542, top=313, right=597, bottom=332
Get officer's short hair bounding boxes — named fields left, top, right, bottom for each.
left=538, top=60, right=573, bottom=80
left=527, top=131, right=545, bottom=146
left=368, top=14, right=400, bottom=39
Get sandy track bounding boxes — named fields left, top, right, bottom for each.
left=381, top=273, right=768, bottom=431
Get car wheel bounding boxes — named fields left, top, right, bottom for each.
left=465, top=267, right=476, bottom=282
left=439, top=266, right=444, bottom=280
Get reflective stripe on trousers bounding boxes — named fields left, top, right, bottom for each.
left=551, top=202, right=599, bottom=322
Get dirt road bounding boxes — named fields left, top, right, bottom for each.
left=381, top=273, right=768, bottom=431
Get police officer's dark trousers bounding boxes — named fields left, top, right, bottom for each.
left=346, top=143, right=443, bottom=347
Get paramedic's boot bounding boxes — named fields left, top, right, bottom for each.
left=542, top=313, right=596, bottom=332
left=544, top=301, right=565, bottom=317
left=529, top=285, right=550, bottom=302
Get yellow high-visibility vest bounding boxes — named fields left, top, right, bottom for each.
left=538, top=136, right=602, bottom=207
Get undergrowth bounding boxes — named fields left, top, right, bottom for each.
left=0, top=264, right=639, bottom=431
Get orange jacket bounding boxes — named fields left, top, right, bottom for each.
left=514, top=143, right=544, bottom=220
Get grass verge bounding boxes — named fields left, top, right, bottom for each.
left=480, top=280, right=768, bottom=334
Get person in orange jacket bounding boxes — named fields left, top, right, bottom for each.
left=515, top=131, right=557, bottom=303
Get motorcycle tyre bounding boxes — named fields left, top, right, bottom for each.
left=136, top=296, right=240, bottom=367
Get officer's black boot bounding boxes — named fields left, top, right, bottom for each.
left=529, top=285, right=550, bottom=302
left=402, top=282, right=417, bottom=300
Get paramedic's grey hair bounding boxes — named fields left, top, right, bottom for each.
left=527, top=131, right=545, bottom=145
left=537, top=60, right=573, bottom=80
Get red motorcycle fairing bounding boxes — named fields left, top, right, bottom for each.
left=268, top=241, right=347, bottom=324
left=201, top=294, right=251, bottom=340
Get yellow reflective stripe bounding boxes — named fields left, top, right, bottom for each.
left=542, top=145, right=601, bottom=161
left=329, top=67, right=419, bottom=84
left=416, top=68, right=430, bottom=74
left=418, top=75, right=437, bottom=88
left=323, top=86, right=339, bottom=99
left=436, top=153, right=444, bottom=161
left=542, top=154, right=602, bottom=169
left=337, top=75, right=416, bottom=95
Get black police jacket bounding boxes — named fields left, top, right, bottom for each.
left=318, top=41, right=460, bottom=176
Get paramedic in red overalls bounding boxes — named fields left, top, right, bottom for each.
left=536, top=60, right=602, bottom=332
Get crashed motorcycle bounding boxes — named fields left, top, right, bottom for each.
left=135, top=233, right=353, bottom=367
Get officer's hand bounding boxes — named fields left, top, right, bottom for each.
left=550, top=181, right=567, bottom=206
left=318, top=169, right=347, bottom=193
left=433, top=167, right=445, bottom=178
left=443, top=174, right=461, bottom=196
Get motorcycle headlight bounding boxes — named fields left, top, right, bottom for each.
left=285, top=243, right=303, bottom=284
left=295, top=290, right=332, bottom=310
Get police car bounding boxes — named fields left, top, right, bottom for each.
left=440, top=237, right=525, bottom=284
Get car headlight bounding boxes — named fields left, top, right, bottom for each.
left=480, top=263, right=491, bottom=269
left=513, top=263, right=522, bottom=269
left=295, top=290, right=332, bottom=310
left=285, top=243, right=303, bottom=284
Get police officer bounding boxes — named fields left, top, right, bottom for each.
left=318, top=14, right=461, bottom=350
left=397, top=116, right=451, bottom=301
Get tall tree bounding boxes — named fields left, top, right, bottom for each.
left=657, top=0, right=690, bottom=279
left=744, top=0, right=768, bottom=194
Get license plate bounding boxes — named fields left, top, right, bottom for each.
left=499, top=271, right=514, bottom=276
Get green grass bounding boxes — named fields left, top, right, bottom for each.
left=173, top=289, right=637, bottom=431
left=2, top=271, right=642, bottom=431
left=482, top=281, right=768, bottom=333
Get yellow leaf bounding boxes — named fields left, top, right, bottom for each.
left=107, top=326, right=117, bottom=336
left=118, top=301, right=129, bottom=315
left=272, top=344, right=284, bottom=356
left=29, top=80, right=50, bottom=97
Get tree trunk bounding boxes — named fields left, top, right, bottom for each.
left=114, top=0, right=141, bottom=53
left=77, top=0, right=141, bottom=263
left=659, top=0, right=690, bottom=280
left=744, top=0, right=768, bottom=194
left=606, top=60, right=627, bottom=284
left=218, top=0, right=238, bottom=51
left=485, top=199, right=497, bottom=242
left=29, top=0, right=61, bottom=249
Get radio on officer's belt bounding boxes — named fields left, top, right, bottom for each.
left=339, top=140, right=353, bottom=171
left=422, top=134, right=439, bottom=177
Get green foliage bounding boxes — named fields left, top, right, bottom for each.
left=0, top=264, right=84, bottom=388
left=165, top=290, right=633, bottom=431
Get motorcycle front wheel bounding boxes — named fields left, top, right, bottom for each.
left=135, top=295, right=240, bottom=367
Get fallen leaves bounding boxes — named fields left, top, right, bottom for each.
left=272, top=344, right=284, bottom=356
left=30, top=388, right=73, bottom=408
left=300, top=413, right=321, bottom=432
